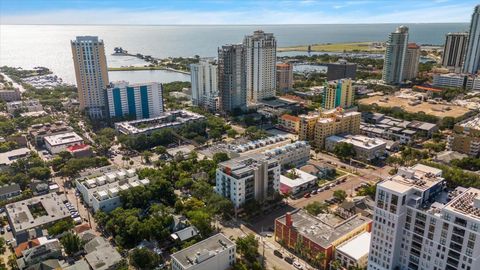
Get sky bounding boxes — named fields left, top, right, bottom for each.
left=0, top=0, right=477, bottom=25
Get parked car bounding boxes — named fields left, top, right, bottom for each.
left=274, top=250, right=283, bottom=258
left=311, top=190, right=317, bottom=195
left=284, top=256, right=294, bottom=264
left=317, top=188, right=324, bottom=193
left=293, top=261, right=303, bottom=269
left=6, top=226, right=11, bottom=232
left=0, top=228, right=4, bottom=234
left=303, top=193, right=311, bottom=198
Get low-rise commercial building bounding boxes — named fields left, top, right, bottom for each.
left=0, top=87, right=21, bottom=102
left=448, top=115, right=480, bottom=156
left=264, top=141, right=310, bottom=168
left=6, top=99, right=43, bottom=114
left=106, top=81, right=164, bottom=120
left=0, top=148, right=30, bottom=169
left=335, top=231, right=371, bottom=269
left=28, top=121, right=73, bottom=147
left=277, top=114, right=300, bottom=133
left=215, top=153, right=280, bottom=209
left=75, top=167, right=149, bottom=213
left=6, top=193, right=71, bottom=243
left=279, top=169, right=317, bottom=195
left=325, top=134, right=386, bottom=161
left=299, top=110, right=361, bottom=149
left=44, top=132, right=84, bottom=154
left=275, top=209, right=372, bottom=269
left=115, top=110, right=205, bottom=136
left=171, top=233, right=236, bottom=270
left=0, top=183, right=21, bottom=201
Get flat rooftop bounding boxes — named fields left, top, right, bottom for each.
left=6, top=193, right=70, bottom=233
left=444, top=187, right=480, bottom=221
left=218, top=153, right=277, bottom=178
left=0, top=148, right=30, bottom=165
left=458, top=115, right=480, bottom=130
left=336, top=231, right=371, bottom=260
left=44, top=132, right=83, bottom=146
left=327, top=134, right=386, bottom=150
left=115, top=110, right=205, bottom=135
left=277, top=209, right=371, bottom=248
left=358, top=95, right=470, bottom=119
left=382, top=164, right=444, bottom=192
left=280, top=169, right=317, bottom=188
left=171, top=233, right=235, bottom=269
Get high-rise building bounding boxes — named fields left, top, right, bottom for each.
left=243, top=30, right=277, bottom=103
left=218, top=44, right=247, bottom=113
left=190, top=59, right=218, bottom=111
left=71, top=36, right=109, bottom=119
left=322, top=79, right=354, bottom=110
left=106, top=81, right=164, bottom=120
left=402, top=43, right=421, bottom=80
left=276, top=63, right=293, bottom=93
left=367, top=164, right=480, bottom=270
left=215, top=153, right=280, bottom=209
left=464, top=5, right=480, bottom=74
left=442, top=32, right=469, bottom=73
left=326, top=60, right=357, bottom=81
left=382, top=26, right=409, bottom=85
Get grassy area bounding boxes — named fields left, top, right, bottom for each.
left=278, top=42, right=384, bottom=53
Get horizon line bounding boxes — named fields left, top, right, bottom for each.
left=0, top=22, right=470, bottom=26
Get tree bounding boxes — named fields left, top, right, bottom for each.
left=333, top=142, right=356, bottom=160
left=304, top=201, right=328, bottom=215
left=142, top=151, right=153, bottom=164
left=48, top=219, right=74, bottom=236
left=315, top=252, right=327, bottom=269
left=27, top=166, right=51, bottom=180
left=129, top=248, right=162, bottom=270
left=236, top=234, right=259, bottom=262
left=61, top=233, right=82, bottom=256
left=213, top=152, right=230, bottom=164
left=0, top=238, right=5, bottom=255
left=7, top=254, right=18, bottom=270
left=333, top=190, right=347, bottom=202
left=227, top=129, right=238, bottom=138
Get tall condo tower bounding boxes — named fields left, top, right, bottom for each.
left=402, top=43, right=421, bottom=81
left=463, top=5, right=480, bottom=74
left=218, top=44, right=247, bottom=113
left=243, top=30, right=277, bottom=104
left=190, top=59, right=218, bottom=111
left=382, top=26, right=409, bottom=85
left=71, top=36, right=109, bottom=119
left=442, top=32, right=469, bottom=73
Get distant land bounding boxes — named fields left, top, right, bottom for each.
left=278, top=42, right=385, bottom=53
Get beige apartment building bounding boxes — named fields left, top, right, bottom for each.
left=299, top=109, right=361, bottom=149
left=448, top=115, right=480, bottom=156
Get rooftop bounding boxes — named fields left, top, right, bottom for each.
left=336, top=231, right=371, bottom=260
left=217, top=153, right=278, bottom=178
left=0, top=148, right=30, bottom=166
left=171, top=233, right=235, bottom=269
left=277, top=209, right=371, bottom=248
left=444, top=187, right=480, bottom=221
left=231, top=134, right=289, bottom=153
left=115, top=110, right=205, bottom=135
left=327, top=134, right=386, bottom=150
left=44, top=132, right=83, bottom=146
left=0, top=183, right=21, bottom=196
left=264, top=141, right=309, bottom=158
left=280, top=169, right=317, bottom=188
left=382, top=164, right=444, bottom=192
left=280, top=114, right=300, bottom=122
left=6, top=193, right=70, bottom=233
left=458, top=114, right=480, bottom=130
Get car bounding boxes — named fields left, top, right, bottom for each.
left=0, top=228, right=4, bottom=234
left=329, top=183, right=336, bottom=188
left=284, top=256, right=294, bottom=264
left=303, top=193, right=311, bottom=198
left=311, top=190, right=317, bottom=195
left=324, top=186, right=330, bottom=190
left=73, top=217, right=82, bottom=224
left=317, top=188, right=323, bottom=193
left=274, top=250, right=283, bottom=258
left=293, top=261, right=303, bottom=269
left=6, top=226, right=11, bottom=232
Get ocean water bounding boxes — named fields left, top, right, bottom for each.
left=0, top=24, right=469, bottom=83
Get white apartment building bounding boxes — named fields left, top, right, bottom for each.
left=171, top=233, right=236, bottom=270
left=264, top=141, right=310, bottom=168
left=335, top=231, right=372, bottom=269
left=44, top=132, right=84, bottom=154
left=243, top=30, right=277, bottom=103
left=191, top=59, right=218, bottom=111
left=75, top=167, right=149, bottom=212
left=106, top=81, right=164, bottom=120
left=215, top=153, right=280, bottom=209
left=368, top=164, right=480, bottom=270
left=383, top=26, right=409, bottom=85
left=432, top=73, right=475, bottom=90
left=71, top=36, right=109, bottom=119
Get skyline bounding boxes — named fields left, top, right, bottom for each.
left=0, top=0, right=478, bottom=25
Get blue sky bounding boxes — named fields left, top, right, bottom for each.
left=0, top=0, right=477, bottom=24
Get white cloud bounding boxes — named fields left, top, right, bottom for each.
left=0, top=3, right=472, bottom=25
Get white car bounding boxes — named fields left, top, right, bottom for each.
left=293, top=261, right=303, bottom=269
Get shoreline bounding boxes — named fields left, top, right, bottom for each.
left=278, top=41, right=385, bottom=53
left=108, top=66, right=190, bottom=74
